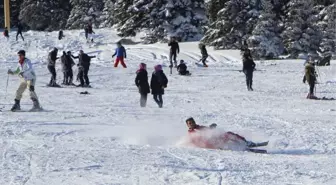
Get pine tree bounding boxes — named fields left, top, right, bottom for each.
left=282, top=0, right=322, bottom=57
left=99, top=0, right=116, bottom=28
left=19, top=0, right=70, bottom=31
left=248, top=0, right=284, bottom=59
left=319, top=3, right=336, bottom=56
left=114, top=0, right=134, bottom=35
left=206, top=0, right=228, bottom=23
left=66, top=0, right=104, bottom=29
left=201, top=0, right=251, bottom=49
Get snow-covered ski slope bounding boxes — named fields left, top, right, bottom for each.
left=0, top=29, right=335, bottom=185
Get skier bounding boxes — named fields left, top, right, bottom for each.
left=112, top=42, right=127, bottom=68
left=47, top=47, right=59, bottom=87
left=177, top=60, right=190, bottom=76
left=86, top=22, right=95, bottom=43
left=58, top=30, right=64, bottom=40
left=303, top=60, right=317, bottom=99
left=3, top=27, right=9, bottom=40
left=135, top=63, right=150, bottom=107
left=199, top=43, right=208, bottom=67
left=185, top=117, right=259, bottom=149
left=150, top=64, right=168, bottom=108
left=168, top=37, right=180, bottom=68
left=241, top=47, right=256, bottom=91
left=72, top=50, right=96, bottom=87
left=16, top=22, right=24, bottom=41
left=7, top=50, right=41, bottom=111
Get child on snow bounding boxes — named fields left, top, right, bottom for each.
left=112, top=42, right=127, bottom=68
left=199, top=43, right=208, bottom=67
left=177, top=60, right=190, bottom=75
left=150, top=65, right=168, bottom=108
left=7, top=50, right=41, bottom=111
left=241, top=47, right=256, bottom=91
left=303, top=60, right=317, bottom=99
left=3, top=27, right=9, bottom=40
left=135, top=63, right=150, bottom=107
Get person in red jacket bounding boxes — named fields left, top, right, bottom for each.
left=185, top=117, right=257, bottom=149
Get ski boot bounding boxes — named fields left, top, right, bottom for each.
left=11, top=99, right=21, bottom=112
left=203, top=64, right=208, bottom=67
left=30, top=99, right=42, bottom=112
left=246, top=141, right=257, bottom=148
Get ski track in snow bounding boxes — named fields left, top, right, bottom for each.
left=0, top=29, right=336, bottom=185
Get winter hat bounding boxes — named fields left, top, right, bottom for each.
left=154, top=64, right=162, bottom=72
left=139, top=63, right=146, bottom=70
left=17, top=50, right=25, bottom=56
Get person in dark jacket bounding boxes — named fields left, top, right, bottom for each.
left=150, top=64, right=168, bottom=108
left=168, top=37, right=180, bottom=68
left=86, top=22, right=95, bottom=43
left=135, top=63, right=150, bottom=107
left=61, top=51, right=67, bottom=84
left=241, top=48, right=256, bottom=91
left=177, top=60, right=190, bottom=75
left=16, top=22, right=24, bottom=41
left=199, top=43, right=208, bottom=67
left=65, top=51, right=75, bottom=85
left=58, top=30, right=64, bottom=40
left=303, top=60, right=317, bottom=99
left=72, top=50, right=96, bottom=87
left=3, top=27, right=9, bottom=40
left=47, top=48, right=59, bottom=87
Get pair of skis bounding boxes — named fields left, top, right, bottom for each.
left=246, top=141, right=268, bottom=154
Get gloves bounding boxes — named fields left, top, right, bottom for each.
left=7, top=69, right=13, bottom=75
left=19, top=72, right=24, bottom=78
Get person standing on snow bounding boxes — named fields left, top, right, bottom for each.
left=177, top=60, right=190, bottom=75
left=112, top=42, right=127, bottom=68
left=7, top=50, right=41, bottom=111
left=168, top=37, right=180, bottom=68
left=135, top=63, right=150, bottom=107
left=47, top=47, right=59, bottom=87
left=303, top=60, right=317, bottom=99
left=3, top=27, right=9, bottom=40
left=72, top=50, right=96, bottom=87
left=58, top=30, right=64, bottom=40
left=65, top=51, right=75, bottom=85
left=86, top=22, right=95, bottom=43
left=199, top=43, right=208, bottom=67
left=241, top=46, right=256, bottom=91
left=16, top=22, right=24, bottom=41
left=150, top=65, right=168, bottom=108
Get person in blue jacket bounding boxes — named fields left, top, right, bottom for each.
left=112, top=42, right=127, bottom=68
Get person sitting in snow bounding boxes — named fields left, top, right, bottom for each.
left=177, top=60, right=190, bottom=76
left=303, top=60, right=318, bottom=99
left=185, top=117, right=256, bottom=148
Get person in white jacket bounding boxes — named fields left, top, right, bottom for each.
left=7, top=50, right=41, bottom=111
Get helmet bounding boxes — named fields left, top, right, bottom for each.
left=17, top=50, right=26, bottom=56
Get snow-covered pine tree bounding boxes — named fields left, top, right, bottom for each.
left=206, top=0, right=228, bottom=23
left=201, top=0, right=250, bottom=49
left=114, top=0, right=134, bottom=36
left=319, top=3, right=336, bottom=56
left=282, top=0, right=322, bottom=57
left=164, top=0, right=207, bottom=41
left=19, top=0, right=70, bottom=31
left=99, top=0, right=116, bottom=28
left=66, top=0, right=104, bottom=29
left=248, top=0, right=284, bottom=59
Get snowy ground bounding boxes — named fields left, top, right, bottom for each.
left=0, top=29, right=335, bottom=185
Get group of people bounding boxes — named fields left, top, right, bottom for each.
left=135, top=63, right=168, bottom=108
left=47, top=48, right=96, bottom=88
left=3, top=22, right=25, bottom=41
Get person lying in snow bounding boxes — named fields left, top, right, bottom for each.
left=185, top=117, right=258, bottom=149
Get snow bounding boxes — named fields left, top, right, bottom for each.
left=0, top=28, right=336, bottom=185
